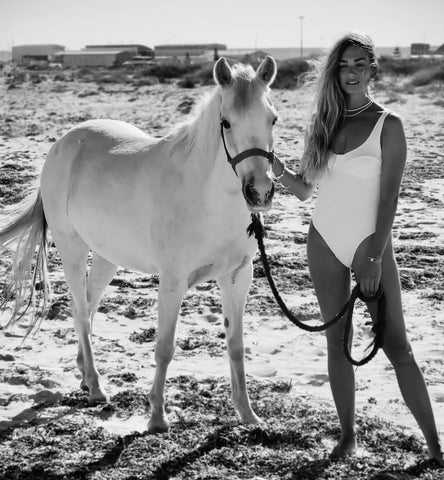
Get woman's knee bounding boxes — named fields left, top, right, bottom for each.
left=326, top=328, right=347, bottom=356
left=384, top=340, right=415, bottom=367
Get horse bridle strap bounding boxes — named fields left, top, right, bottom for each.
left=220, top=122, right=275, bottom=175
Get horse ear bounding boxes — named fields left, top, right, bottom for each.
left=214, top=57, right=233, bottom=87
left=256, top=55, right=277, bottom=86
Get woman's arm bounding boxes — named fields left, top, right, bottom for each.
left=272, top=155, right=315, bottom=201
left=367, top=113, right=407, bottom=260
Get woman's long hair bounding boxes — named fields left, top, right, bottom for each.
left=300, top=32, right=378, bottom=184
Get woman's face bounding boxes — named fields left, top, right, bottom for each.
left=338, top=45, right=374, bottom=95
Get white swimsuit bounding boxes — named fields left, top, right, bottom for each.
left=312, top=111, right=390, bottom=268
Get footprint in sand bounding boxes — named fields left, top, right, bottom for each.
left=204, top=314, right=219, bottom=323
left=249, top=363, right=277, bottom=378
left=256, top=344, right=281, bottom=355
left=306, top=373, right=329, bottom=386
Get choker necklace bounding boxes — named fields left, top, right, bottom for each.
left=345, top=99, right=373, bottom=117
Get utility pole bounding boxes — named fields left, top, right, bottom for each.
left=299, top=16, right=304, bottom=57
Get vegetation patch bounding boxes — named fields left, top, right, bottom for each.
left=0, top=376, right=441, bottom=479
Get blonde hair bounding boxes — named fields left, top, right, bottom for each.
left=300, top=32, right=378, bottom=183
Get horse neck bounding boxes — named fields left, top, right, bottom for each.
left=167, top=91, right=241, bottom=191
left=167, top=89, right=221, bottom=167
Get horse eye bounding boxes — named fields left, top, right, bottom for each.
left=272, top=117, right=278, bottom=126
left=221, top=119, right=231, bottom=129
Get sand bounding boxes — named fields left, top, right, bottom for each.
left=0, top=73, right=443, bottom=445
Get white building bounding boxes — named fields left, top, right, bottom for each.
left=61, top=50, right=132, bottom=67
left=154, top=43, right=226, bottom=63
left=84, top=44, right=154, bottom=58
left=12, top=44, right=65, bottom=65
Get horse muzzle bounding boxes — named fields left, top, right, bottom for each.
left=243, top=180, right=274, bottom=212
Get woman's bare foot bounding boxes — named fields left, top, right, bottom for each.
left=428, top=445, right=444, bottom=467
left=329, top=434, right=357, bottom=459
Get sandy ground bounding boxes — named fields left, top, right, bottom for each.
left=0, top=73, right=443, bottom=447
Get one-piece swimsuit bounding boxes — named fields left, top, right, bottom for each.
left=312, top=110, right=390, bottom=268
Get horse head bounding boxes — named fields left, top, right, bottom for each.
left=214, top=56, right=278, bottom=212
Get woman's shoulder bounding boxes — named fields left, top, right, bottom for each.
left=373, top=104, right=403, bottom=125
left=379, top=108, right=406, bottom=149
left=381, top=110, right=404, bottom=135
left=370, top=104, right=404, bottom=135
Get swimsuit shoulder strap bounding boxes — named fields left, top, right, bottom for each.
left=371, top=110, right=391, bottom=139
left=370, top=110, right=391, bottom=155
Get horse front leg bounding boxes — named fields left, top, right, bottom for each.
left=148, top=278, right=186, bottom=433
left=217, top=261, right=261, bottom=424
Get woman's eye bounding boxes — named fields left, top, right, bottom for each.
left=222, top=119, right=231, bottom=129
left=272, top=117, right=278, bottom=126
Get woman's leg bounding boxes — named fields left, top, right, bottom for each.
left=307, top=223, right=355, bottom=458
left=353, top=235, right=443, bottom=464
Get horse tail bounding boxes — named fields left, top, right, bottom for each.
left=0, top=188, right=51, bottom=334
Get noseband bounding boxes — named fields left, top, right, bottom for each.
left=220, top=122, right=275, bottom=176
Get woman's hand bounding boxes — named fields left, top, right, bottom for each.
left=272, top=155, right=286, bottom=179
left=271, top=154, right=314, bottom=201
left=359, top=259, right=382, bottom=298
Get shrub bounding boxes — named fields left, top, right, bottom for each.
left=378, top=56, right=444, bottom=78
left=53, top=73, right=69, bottom=82
left=273, top=58, right=311, bottom=89
left=138, top=63, right=199, bottom=80
left=410, top=63, right=444, bottom=86
left=92, top=70, right=131, bottom=84
left=179, top=63, right=215, bottom=86
left=76, top=67, right=92, bottom=78
left=177, top=75, right=196, bottom=88
left=133, top=75, right=159, bottom=87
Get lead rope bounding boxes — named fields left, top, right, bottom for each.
left=247, top=212, right=386, bottom=366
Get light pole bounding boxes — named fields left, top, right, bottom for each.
left=299, top=16, right=304, bottom=58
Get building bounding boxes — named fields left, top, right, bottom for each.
left=60, top=44, right=153, bottom=67
left=84, top=44, right=153, bottom=58
left=411, top=43, right=430, bottom=55
left=434, top=43, right=444, bottom=55
left=12, top=44, right=65, bottom=65
left=154, top=43, right=226, bottom=63
left=61, top=50, right=132, bottom=67
left=0, top=51, right=12, bottom=62
left=219, top=49, right=271, bottom=63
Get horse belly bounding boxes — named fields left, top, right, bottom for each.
left=68, top=179, right=162, bottom=273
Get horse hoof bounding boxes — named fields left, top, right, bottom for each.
left=80, top=381, right=89, bottom=392
left=147, top=419, right=170, bottom=434
left=88, top=389, right=110, bottom=405
left=241, top=413, right=262, bottom=425
left=88, top=396, right=110, bottom=406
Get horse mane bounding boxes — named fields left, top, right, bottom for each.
left=166, top=88, right=222, bottom=161
left=166, top=63, right=258, bottom=162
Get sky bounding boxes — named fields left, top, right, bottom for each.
left=0, top=0, right=443, bottom=52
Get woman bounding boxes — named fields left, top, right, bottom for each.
left=272, top=32, right=443, bottom=464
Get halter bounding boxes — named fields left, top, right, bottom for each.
left=220, top=122, right=275, bottom=176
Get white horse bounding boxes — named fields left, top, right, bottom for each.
left=0, top=56, right=278, bottom=432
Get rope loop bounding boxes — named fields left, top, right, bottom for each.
left=248, top=212, right=386, bottom=366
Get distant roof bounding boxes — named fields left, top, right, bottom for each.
left=13, top=44, right=65, bottom=49
left=434, top=43, right=444, bottom=54
left=62, top=50, right=128, bottom=55
left=85, top=44, right=153, bottom=51
left=155, top=43, right=226, bottom=49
